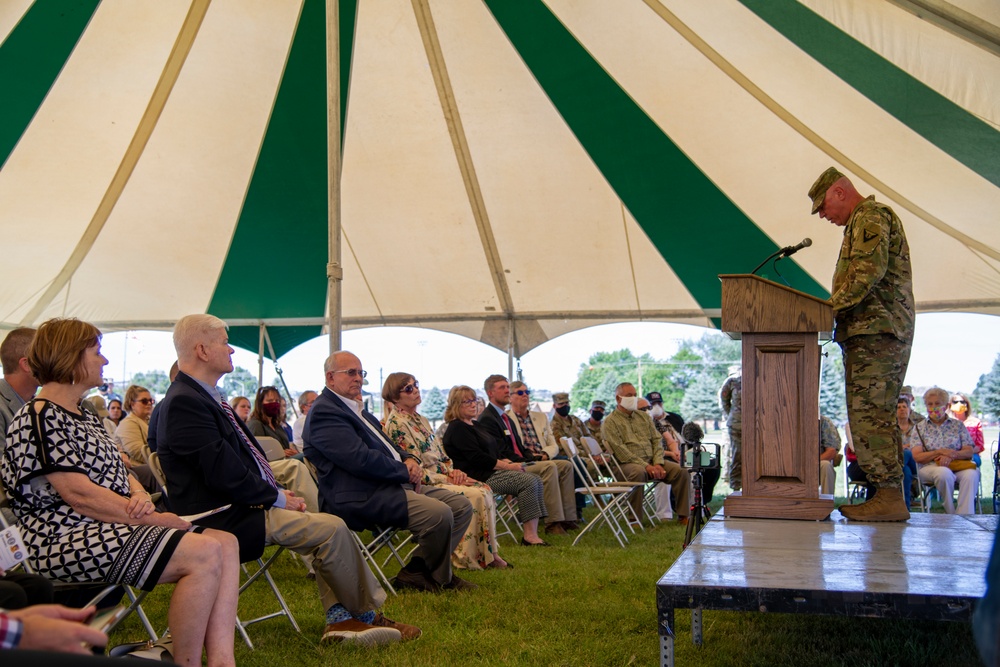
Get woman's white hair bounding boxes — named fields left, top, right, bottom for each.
left=173, top=314, right=228, bottom=360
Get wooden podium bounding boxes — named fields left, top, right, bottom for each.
left=719, top=274, right=835, bottom=520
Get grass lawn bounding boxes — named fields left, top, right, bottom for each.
left=108, top=428, right=995, bottom=665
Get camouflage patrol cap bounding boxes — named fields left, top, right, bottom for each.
left=552, top=392, right=570, bottom=404
left=808, top=166, right=845, bottom=214
left=590, top=400, right=606, bottom=410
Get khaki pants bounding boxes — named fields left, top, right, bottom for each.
left=619, top=462, right=690, bottom=520
left=270, top=459, right=320, bottom=513
left=524, top=459, right=576, bottom=524
left=265, top=508, right=385, bottom=615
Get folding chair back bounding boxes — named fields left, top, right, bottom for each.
left=558, top=438, right=636, bottom=548
left=256, top=436, right=287, bottom=462
left=146, top=449, right=168, bottom=496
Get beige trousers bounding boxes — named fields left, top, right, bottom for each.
left=269, top=458, right=320, bottom=513
left=524, top=459, right=576, bottom=524
left=264, top=508, right=385, bottom=615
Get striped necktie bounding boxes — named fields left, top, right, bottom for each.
left=220, top=398, right=278, bottom=489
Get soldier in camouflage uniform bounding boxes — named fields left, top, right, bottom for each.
left=549, top=392, right=591, bottom=445
left=810, top=167, right=914, bottom=521
left=719, top=369, right=742, bottom=490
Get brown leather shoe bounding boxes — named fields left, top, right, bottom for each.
left=443, top=574, right=478, bottom=591
left=371, top=613, right=422, bottom=641
left=839, top=487, right=909, bottom=522
left=321, top=619, right=401, bottom=646
left=676, top=516, right=689, bottom=526
left=392, top=567, right=441, bottom=593
left=561, top=521, right=580, bottom=531
left=544, top=522, right=567, bottom=535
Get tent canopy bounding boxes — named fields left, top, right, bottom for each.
left=1, top=0, right=998, bottom=357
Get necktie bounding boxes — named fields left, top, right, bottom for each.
left=500, top=412, right=523, bottom=458
left=221, top=399, right=278, bottom=489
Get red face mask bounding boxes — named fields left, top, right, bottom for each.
left=262, top=402, right=282, bottom=418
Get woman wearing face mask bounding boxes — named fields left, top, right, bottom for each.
left=908, top=387, right=979, bottom=514
left=949, top=392, right=984, bottom=466
left=246, top=386, right=296, bottom=458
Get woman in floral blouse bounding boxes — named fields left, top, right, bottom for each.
left=907, top=387, right=979, bottom=514
left=382, top=373, right=510, bottom=570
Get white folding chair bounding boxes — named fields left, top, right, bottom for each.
left=256, top=436, right=287, bottom=462
left=235, top=547, right=302, bottom=648
left=492, top=494, right=520, bottom=544
left=558, top=438, right=636, bottom=548
left=581, top=436, right=658, bottom=525
left=351, top=526, right=415, bottom=596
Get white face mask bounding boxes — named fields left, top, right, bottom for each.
left=619, top=396, right=639, bottom=412
left=650, top=405, right=665, bottom=418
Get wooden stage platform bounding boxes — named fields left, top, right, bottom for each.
left=656, top=510, right=996, bottom=666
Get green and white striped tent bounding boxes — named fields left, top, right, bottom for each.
left=1, top=0, right=998, bottom=360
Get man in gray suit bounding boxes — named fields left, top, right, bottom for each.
left=0, top=328, right=38, bottom=455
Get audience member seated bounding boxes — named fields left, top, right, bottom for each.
left=896, top=397, right=919, bottom=507
left=103, top=399, right=124, bottom=437
left=0, top=328, right=38, bottom=458
left=382, top=374, right=509, bottom=570
left=819, top=415, right=841, bottom=495
left=1, top=603, right=112, bottom=659
left=156, top=316, right=416, bottom=645
left=292, top=391, right=318, bottom=451
left=247, top=386, right=295, bottom=457
left=602, top=382, right=691, bottom=525
left=546, top=390, right=589, bottom=522
left=442, top=385, right=550, bottom=547
left=0, top=317, right=240, bottom=666
left=304, top=351, right=474, bottom=594
left=114, top=385, right=154, bottom=464
left=230, top=396, right=252, bottom=422
left=478, top=375, right=577, bottom=536
left=0, top=568, right=52, bottom=610
left=584, top=400, right=607, bottom=450
left=950, top=392, right=984, bottom=466
left=908, top=387, right=980, bottom=514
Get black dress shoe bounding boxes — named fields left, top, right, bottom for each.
left=392, top=568, right=441, bottom=593
left=443, top=574, right=478, bottom=591
left=520, top=538, right=551, bottom=547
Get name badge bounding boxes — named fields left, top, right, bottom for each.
left=503, top=429, right=511, bottom=436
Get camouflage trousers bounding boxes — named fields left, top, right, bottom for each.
left=727, top=428, right=742, bottom=490
left=840, top=333, right=911, bottom=487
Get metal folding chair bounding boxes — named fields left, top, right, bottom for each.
left=580, top=436, right=658, bottom=526
left=558, top=438, right=636, bottom=548
left=351, top=526, right=415, bottom=596
left=492, top=494, right=520, bottom=544
left=236, top=547, right=301, bottom=648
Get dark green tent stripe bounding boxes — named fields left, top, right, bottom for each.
left=484, top=0, right=827, bottom=307
left=226, top=325, right=320, bottom=360
left=741, top=0, right=1000, bottom=188
left=208, top=0, right=328, bottom=358
left=0, top=0, right=99, bottom=170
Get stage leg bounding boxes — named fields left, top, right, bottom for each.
left=692, top=608, right=703, bottom=646
left=659, top=606, right=675, bottom=667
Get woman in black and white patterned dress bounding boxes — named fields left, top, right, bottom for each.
left=0, top=318, right=240, bottom=666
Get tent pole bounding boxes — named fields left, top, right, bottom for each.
left=507, top=318, right=513, bottom=379
left=326, top=0, right=343, bottom=354
left=257, top=324, right=265, bottom=388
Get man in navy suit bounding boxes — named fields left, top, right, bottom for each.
left=155, top=315, right=419, bottom=645
left=304, top=351, right=474, bottom=593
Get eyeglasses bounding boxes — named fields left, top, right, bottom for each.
left=513, top=389, right=531, bottom=396
left=461, top=398, right=479, bottom=405
left=333, top=369, right=367, bottom=379
left=638, top=406, right=652, bottom=411
left=134, top=398, right=155, bottom=406
left=401, top=381, right=420, bottom=394
left=952, top=400, right=968, bottom=406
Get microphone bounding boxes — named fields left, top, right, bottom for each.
left=779, top=238, right=812, bottom=258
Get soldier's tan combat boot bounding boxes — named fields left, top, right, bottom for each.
left=839, top=487, right=909, bottom=522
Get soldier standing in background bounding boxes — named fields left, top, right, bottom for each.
left=809, top=166, right=914, bottom=521
left=719, top=367, right=742, bottom=491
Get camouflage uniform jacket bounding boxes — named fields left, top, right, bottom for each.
left=819, top=416, right=841, bottom=455
left=719, top=375, right=742, bottom=430
left=831, top=196, right=914, bottom=344
left=550, top=412, right=590, bottom=448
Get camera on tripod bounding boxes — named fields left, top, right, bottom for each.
left=679, top=421, right=720, bottom=470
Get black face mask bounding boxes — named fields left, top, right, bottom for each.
left=590, top=411, right=604, bottom=422
left=555, top=405, right=571, bottom=417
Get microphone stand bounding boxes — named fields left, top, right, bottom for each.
left=750, top=248, right=784, bottom=276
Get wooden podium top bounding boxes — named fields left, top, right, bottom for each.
left=719, top=274, right=833, bottom=335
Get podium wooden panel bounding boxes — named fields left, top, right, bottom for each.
left=719, top=275, right=834, bottom=520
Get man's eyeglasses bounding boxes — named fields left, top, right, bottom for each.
left=333, top=369, right=367, bottom=379
left=513, top=389, right=531, bottom=396
left=638, top=405, right=651, bottom=411
left=401, top=381, right=420, bottom=394
left=135, top=398, right=155, bottom=406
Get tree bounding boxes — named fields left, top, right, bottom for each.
left=679, top=371, right=723, bottom=426
left=819, top=345, right=847, bottom=424
left=129, top=370, right=170, bottom=396
left=222, top=366, right=258, bottom=400
left=973, top=353, right=1000, bottom=420
left=419, top=386, right=447, bottom=423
